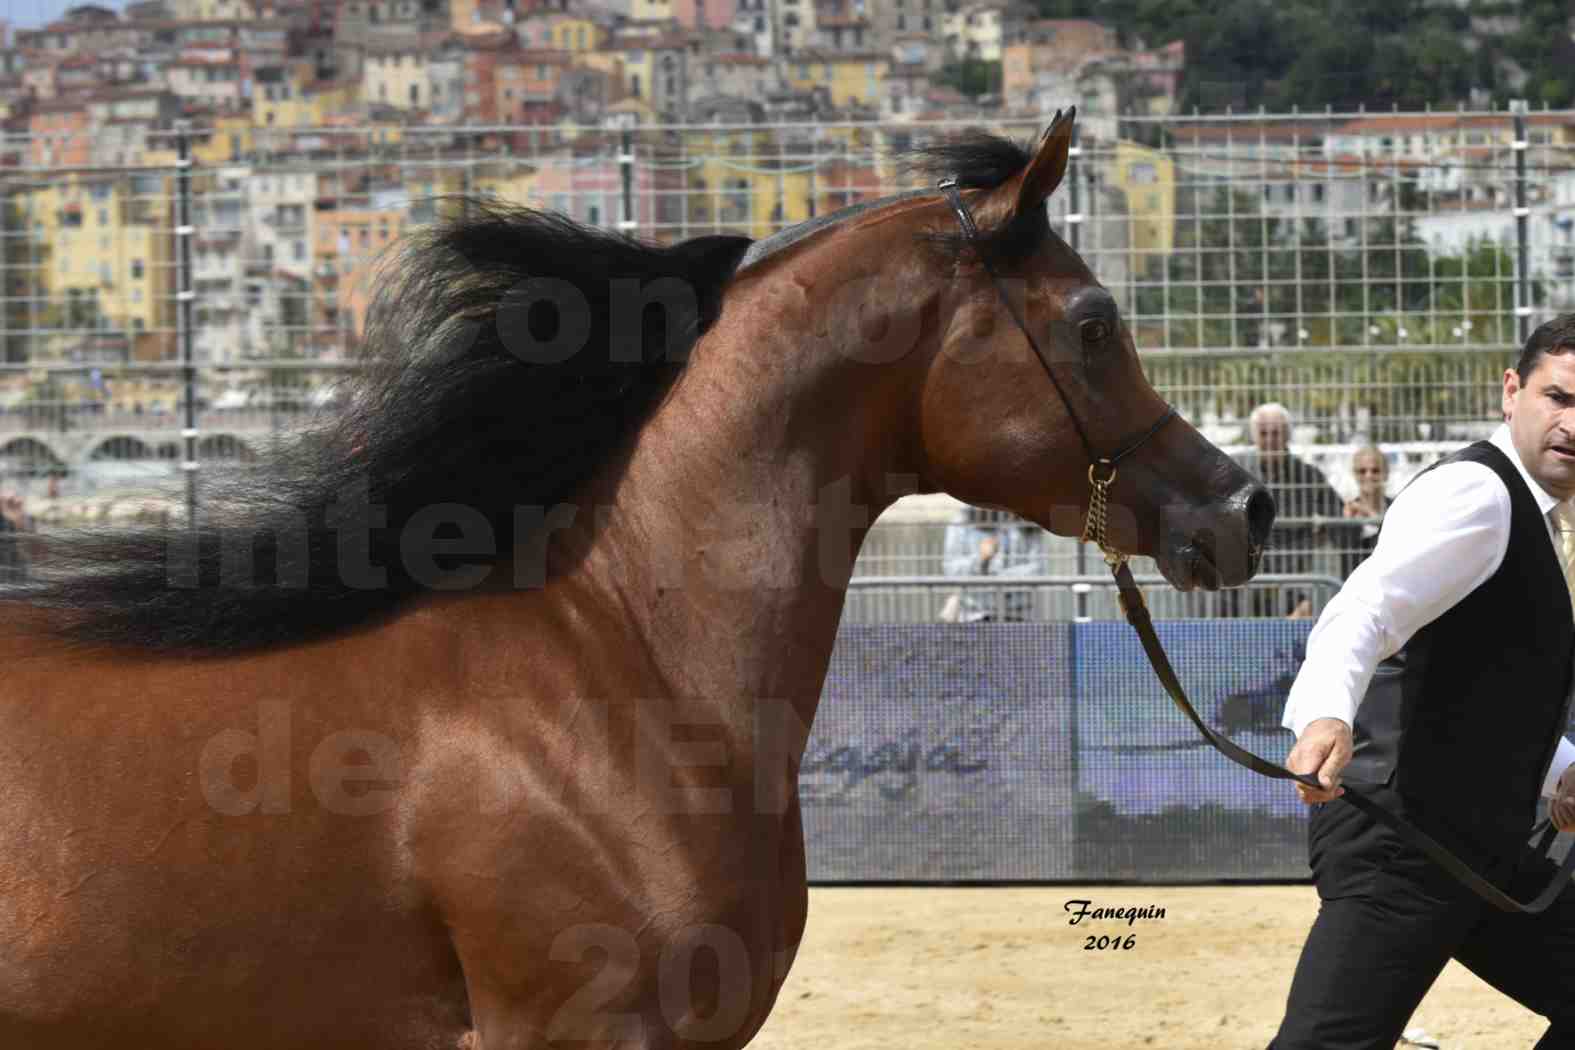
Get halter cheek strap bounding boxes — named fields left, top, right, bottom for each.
left=936, top=177, right=1176, bottom=566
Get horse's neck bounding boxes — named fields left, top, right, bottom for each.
left=568, top=274, right=914, bottom=710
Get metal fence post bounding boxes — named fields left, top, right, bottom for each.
left=174, top=119, right=198, bottom=526
left=1510, top=99, right=1530, bottom=345
left=807, top=119, right=818, bottom=220
left=1067, top=119, right=1088, bottom=622
left=0, top=176, right=9, bottom=364
left=619, top=124, right=635, bottom=235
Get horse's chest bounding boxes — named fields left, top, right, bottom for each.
left=408, top=717, right=810, bottom=1048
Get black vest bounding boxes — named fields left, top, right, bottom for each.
left=1345, top=441, right=1575, bottom=860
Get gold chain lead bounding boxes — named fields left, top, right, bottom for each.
left=1080, top=463, right=1129, bottom=569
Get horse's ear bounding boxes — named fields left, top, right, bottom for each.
left=1014, top=107, right=1076, bottom=217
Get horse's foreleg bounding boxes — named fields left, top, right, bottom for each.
left=452, top=921, right=777, bottom=1050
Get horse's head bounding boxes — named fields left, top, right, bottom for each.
left=909, top=111, right=1272, bottom=589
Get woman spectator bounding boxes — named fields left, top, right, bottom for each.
left=1340, top=444, right=1390, bottom=578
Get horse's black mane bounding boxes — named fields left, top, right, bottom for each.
left=3, top=200, right=750, bottom=652
left=4, top=130, right=1047, bottom=654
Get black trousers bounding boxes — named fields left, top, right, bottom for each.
left=1270, top=795, right=1575, bottom=1050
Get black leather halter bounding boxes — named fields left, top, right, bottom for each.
left=937, top=176, right=1175, bottom=566
left=938, top=176, right=1575, bottom=914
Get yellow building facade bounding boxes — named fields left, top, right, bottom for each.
left=22, top=176, right=174, bottom=359
left=517, top=14, right=607, bottom=51
left=362, top=43, right=437, bottom=111
left=1111, top=140, right=1176, bottom=266
left=780, top=54, right=886, bottom=109
left=256, top=68, right=360, bottom=129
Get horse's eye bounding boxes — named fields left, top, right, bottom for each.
left=1080, top=318, right=1110, bottom=345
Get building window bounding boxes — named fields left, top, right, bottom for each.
left=131, top=259, right=144, bottom=279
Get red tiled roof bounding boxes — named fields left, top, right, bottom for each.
left=1337, top=112, right=1575, bottom=134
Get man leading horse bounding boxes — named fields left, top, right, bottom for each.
left=1271, top=314, right=1575, bottom=1050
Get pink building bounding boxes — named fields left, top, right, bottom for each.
left=672, top=0, right=738, bottom=32
left=528, top=147, right=690, bottom=240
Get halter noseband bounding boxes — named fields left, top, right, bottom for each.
left=936, top=177, right=1176, bottom=567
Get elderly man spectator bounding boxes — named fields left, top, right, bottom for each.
left=1234, top=403, right=1348, bottom=616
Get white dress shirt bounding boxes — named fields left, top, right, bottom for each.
left=1282, top=424, right=1575, bottom=798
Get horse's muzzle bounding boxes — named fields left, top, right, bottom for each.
left=1155, top=480, right=1275, bottom=591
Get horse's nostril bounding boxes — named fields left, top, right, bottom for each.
left=1245, top=486, right=1276, bottom=549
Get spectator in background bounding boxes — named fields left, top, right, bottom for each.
left=939, top=505, right=1048, bottom=623
left=1340, top=444, right=1391, bottom=579
left=1234, top=403, right=1349, bottom=617
left=0, top=489, right=33, bottom=584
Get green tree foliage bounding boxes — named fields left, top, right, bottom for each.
left=1030, top=0, right=1575, bottom=111
left=1131, top=187, right=1529, bottom=440
left=934, top=58, right=1002, bottom=99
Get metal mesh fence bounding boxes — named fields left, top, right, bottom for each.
left=2, top=108, right=1570, bottom=616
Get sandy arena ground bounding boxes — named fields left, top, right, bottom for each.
left=748, top=886, right=1547, bottom=1050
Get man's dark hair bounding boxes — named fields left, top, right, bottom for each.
left=1516, top=314, right=1575, bottom=381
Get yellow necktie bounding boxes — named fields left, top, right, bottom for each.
left=1552, top=501, right=1575, bottom=618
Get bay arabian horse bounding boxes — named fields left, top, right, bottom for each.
left=0, top=112, right=1271, bottom=1048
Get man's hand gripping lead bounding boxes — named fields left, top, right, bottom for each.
left=1287, top=717, right=1352, bottom=804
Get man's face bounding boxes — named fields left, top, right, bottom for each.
left=1504, top=351, right=1575, bottom=501
left=1253, top=415, right=1289, bottom=455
